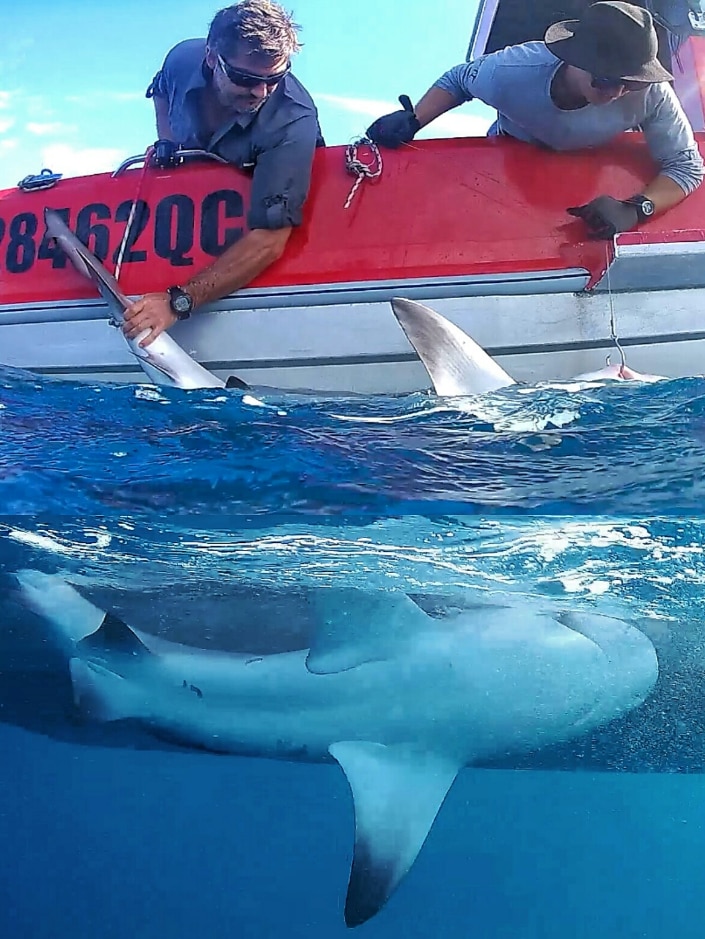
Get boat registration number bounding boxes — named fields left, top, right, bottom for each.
left=0, top=189, right=244, bottom=275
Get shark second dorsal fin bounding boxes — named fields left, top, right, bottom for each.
left=79, top=612, right=150, bottom=657
left=306, top=589, right=431, bottom=675
left=390, top=297, right=515, bottom=396
left=330, top=741, right=462, bottom=928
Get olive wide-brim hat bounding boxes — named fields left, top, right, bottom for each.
left=545, top=0, right=673, bottom=83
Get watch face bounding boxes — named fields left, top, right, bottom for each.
left=168, top=287, right=193, bottom=317
left=642, top=200, right=655, bottom=217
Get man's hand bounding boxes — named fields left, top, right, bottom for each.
left=123, top=292, right=178, bottom=347
left=566, top=196, right=639, bottom=239
left=366, top=95, right=420, bottom=148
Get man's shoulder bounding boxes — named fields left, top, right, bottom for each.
left=485, top=41, right=557, bottom=72
left=280, top=73, right=319, bottom=116
left=162, top=38, right=206, bottom=76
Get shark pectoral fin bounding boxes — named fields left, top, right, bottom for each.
left=306, top=590, right=431, bottom=675
left=329, top=741, right=461, bottom=928
left=69, top=659, right=138, bottom=723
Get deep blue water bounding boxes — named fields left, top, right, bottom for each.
left=1, top=368, right=705, bottom=937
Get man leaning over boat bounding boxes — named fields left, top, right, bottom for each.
left=366, top=1, right=704, bottom=239
left=123, top=0, right=324, bottom=347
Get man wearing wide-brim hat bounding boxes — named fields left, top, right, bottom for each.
left=367, top=1, right=704, bottom=239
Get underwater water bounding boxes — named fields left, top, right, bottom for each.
left=1, top=368, right=705, bottom=938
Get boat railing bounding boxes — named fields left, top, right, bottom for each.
left=112, top=147, right=228, bottom=177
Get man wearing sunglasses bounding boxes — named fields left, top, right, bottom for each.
left=125, top=0, right=324, bottom=347
left=367, top=1, right=703, bottom=240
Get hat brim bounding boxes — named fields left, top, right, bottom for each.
left=545, top=19, right=673, bottom=83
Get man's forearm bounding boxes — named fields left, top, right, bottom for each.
left=153, top=97, right=174, bottom=140
left=184, top=227, right=292, bottom=307
left=413, top=87, right=461, bottom=128
left=642, top=174, right=688, bottom=215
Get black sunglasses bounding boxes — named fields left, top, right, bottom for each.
left=217, top=54, right=290, bottom=88
left=591, top=75, right=647, bottom=92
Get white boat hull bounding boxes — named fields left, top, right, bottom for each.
left=2, top=268, right=703, bottom=392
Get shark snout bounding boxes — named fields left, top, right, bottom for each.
left=556, top=610, right=658, bottom=705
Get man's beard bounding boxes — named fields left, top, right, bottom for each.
left=218, top=87, right=266, bottom=115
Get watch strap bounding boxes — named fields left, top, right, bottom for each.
left=624, top=194, right=655, bottom=224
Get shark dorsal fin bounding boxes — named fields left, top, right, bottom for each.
left=330, top=741, right=461, bottom=927
left=79, top=612, right=150, bottom=656
left=306, top=589, right=431, bottom=675
left=390, top=297, right=515, bottom=396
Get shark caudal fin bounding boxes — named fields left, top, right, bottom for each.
left=330, top=741, right=461, bottom=928
left=69, top=659, right=143, bottom=722
left=16, top=570, right=108, bottom=647
left=390, top=297, right=515, bottom=396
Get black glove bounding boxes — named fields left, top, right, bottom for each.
left=366, top=94, right=420, bottom=148
left=566, top=195, right=639, bottom=239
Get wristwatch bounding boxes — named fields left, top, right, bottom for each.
left=166, top=285, right=194, bottom=320
left=626, top=194, right=655, bottom=224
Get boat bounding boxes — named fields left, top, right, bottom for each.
left=2, top=0, right=705, bottom=393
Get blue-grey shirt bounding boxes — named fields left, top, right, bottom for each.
left=147, top=39, right=325, bottom=229
left=435, top=42, right=704, bottom=194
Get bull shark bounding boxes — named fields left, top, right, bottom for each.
left=390, top=297, right=666, bottom=395
left=44, top=209, right=226, bottom=390
left=15, top=569, right=658, bottom=927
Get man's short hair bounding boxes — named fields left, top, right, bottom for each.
left=207, top=0, right=302, bottom=61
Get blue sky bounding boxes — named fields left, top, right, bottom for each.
left=0, top=0, right=494, bottom=190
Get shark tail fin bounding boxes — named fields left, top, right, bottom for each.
left=69, top=659, right=141, bottom=723
left=16, top=570, right=108, bottom=647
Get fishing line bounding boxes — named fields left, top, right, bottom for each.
left=605, top=241, right=628, bottom=372
left=113, top=146, right=154, bottom=283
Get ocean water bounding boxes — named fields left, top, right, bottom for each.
left=1, top=367, right=705, bottom=938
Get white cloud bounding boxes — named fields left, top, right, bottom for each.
left=0, top=90, right=15, bottom=109
left=26, top=121, right=75, bottom=136
left=0, top=139, right=18, bottom=155
left=65, top=91, right=144, bottom=107
left=431, top=110, right=494, bottom=137
left=39, top=143, right=129, bottom=178
left=315, top=92, right=493, bottom=138
left=0, top=117, right=15, bottom=133
left=315, top=93, right=403, bottom=119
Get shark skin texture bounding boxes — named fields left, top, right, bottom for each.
left=11, top=570, right=658, bottom=927
left=389, top=297, right=666, bottom=395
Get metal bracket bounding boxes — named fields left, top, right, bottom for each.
left=17, top=168, right=63, bottom=192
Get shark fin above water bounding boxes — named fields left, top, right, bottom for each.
left=329, top=740, right=462, bottom=928
left=390, top=297, right=515, bottom=396
left=305, top=589, right=431, bottom=675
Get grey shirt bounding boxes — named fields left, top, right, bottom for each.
left=147, top=39, right=325, bottom=229
left=435, top=42, right=704, bottom=194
